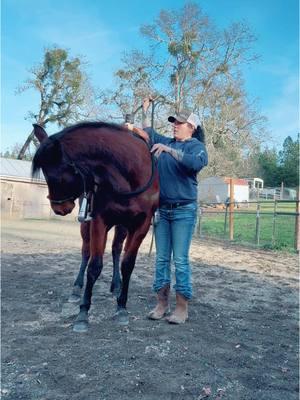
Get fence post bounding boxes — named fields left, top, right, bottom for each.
left=229, top=178, right=234, bottom=240
left=272, top=200, right=277, bottom=247
left=295, top=187, right=300, bottom=252
left=255, top=202, right=261, bottom=246
left=280, top=181, right=284, bottom=200
left=224, top=205, right=228, bottom=237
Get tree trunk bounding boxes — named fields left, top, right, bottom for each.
left=17, top=129, right=35, bottom=160
left=18, top=119, right=44, bottom=159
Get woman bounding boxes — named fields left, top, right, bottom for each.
left=126, top=102, right=208, bottom=324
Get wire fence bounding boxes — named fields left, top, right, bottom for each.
left=195, top=200, right=299, bottom=252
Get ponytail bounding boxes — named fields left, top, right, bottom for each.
left=192, top=125, right=205, bottom=143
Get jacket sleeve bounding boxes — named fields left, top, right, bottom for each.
left=179, top=141, right=208, bottom=173
left=144, top=127, right=171, bottom=146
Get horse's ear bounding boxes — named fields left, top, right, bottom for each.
left=33, top=124, right=48, bottom=143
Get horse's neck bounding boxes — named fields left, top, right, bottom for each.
left=66, top=130, right=145, bottom=189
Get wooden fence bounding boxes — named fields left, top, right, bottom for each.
left=196, top=182, right=299, bottom=252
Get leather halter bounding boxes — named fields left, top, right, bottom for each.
left=47, top=195, right=75, bottom=205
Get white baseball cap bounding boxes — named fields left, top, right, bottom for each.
left=168, top=110, right=200, bottom=129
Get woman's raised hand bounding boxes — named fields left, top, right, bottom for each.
left=124, top=122, right=134, bottom=131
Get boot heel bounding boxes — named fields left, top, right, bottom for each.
left=167, top=293, right=188, bottom=324
left=147, top=307, right=170, bottom=320
left=147, top=285, right=170, bottom=320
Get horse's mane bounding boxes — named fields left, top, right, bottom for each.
left=31, top=121, right=143, bottom=182
left=60, top=121, right=126, bottom=136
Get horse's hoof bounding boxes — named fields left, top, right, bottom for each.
left=73, top=321, right=88, bottom=333
left=73, top=310, right=89, bottom=332
left=68, top=286, right=82, bottom=303
left=113, top=309, right=129, bottom=326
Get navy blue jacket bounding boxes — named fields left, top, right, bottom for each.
left=145, top=128, right=208, bottom=204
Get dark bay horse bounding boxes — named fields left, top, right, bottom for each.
left=32, top=122, right=159, bottom=332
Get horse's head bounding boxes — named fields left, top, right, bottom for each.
left=32, top=125, right=83, bottom=216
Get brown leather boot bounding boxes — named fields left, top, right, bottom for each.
left=147, top=285, right=170, bottom=320
left=167, top=292, right=188, bottom=324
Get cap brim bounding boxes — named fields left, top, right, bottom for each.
left=168, top=115, right=186, bottom=123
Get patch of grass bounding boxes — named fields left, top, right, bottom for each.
left=197, top=207, right=296, bottom=252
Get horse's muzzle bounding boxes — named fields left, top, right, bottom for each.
left=51, top=200, right=75, bottom=216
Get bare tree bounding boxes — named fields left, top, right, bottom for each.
left=98, top=2, right=266, bottom=175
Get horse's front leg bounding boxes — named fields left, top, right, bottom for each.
left=73, top=217, right=107, bottom=333
left=69, top=221, right=90, bottom=303
left=110, top=225, right=127, bottom=296
left=114, top=218, right=151, bottom=326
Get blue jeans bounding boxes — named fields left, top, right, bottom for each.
left=153, top=202, right=197, bottom=299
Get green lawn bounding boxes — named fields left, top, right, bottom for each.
left=197, top=201, right=297, bottom=251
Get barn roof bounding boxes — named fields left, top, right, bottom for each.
left=0, top=157, right=45, bottom=183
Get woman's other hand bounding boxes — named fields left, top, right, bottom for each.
left=151, top=143, right=171, bottom=158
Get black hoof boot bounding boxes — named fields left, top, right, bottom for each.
left=113, top=307, right=129, bottom=326
left=73, top=309, right=89, bottom=333
left=68, top=286, right=82, bottom=303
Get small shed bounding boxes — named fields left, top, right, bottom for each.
left=198, top=176, right=249, bottom=203
left=0, top=157, right=78, bottom=220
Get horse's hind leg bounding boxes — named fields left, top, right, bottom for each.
left=110, top=225, right=127, bottom=296
left=73, top=217, right=107, bottom=333
left=114, top=218, right=151, bottom=326
left=68, top=221, right=90, bottom=303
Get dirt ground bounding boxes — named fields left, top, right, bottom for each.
left=1, top=218, right=299, bottom=400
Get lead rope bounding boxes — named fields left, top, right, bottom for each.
left=148, top=99, right=156, bottom=257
